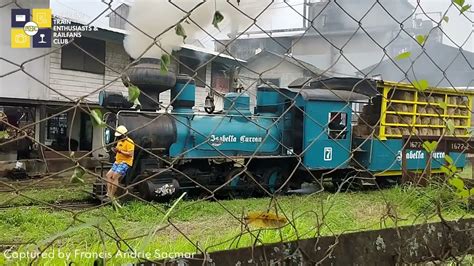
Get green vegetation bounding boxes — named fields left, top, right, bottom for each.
left=459, top=162, right=472, bottom=179
left=0, top=184, right=91, bottom=207
left=0, top=183, right=472, bottom=265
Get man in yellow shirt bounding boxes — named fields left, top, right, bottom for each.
left=106, top=125, right=134, bottom=199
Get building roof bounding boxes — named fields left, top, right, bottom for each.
left=282, top=88, right=369, bottom=102
left=246, top=49, right=328, bottom=78
left=288, top=77, right=379, bottom=98
left=359, top=42, right=474, bottom=88
left=180, top=44, right=246, bottom=63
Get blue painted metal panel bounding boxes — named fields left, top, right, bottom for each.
left=170, top=114, right=282, bottom=158
left=302, top=101, right=352, bottom=169
left=171, top=79, right=196, bottom=113
left=257, top=89, right=280, bottom=106
left=354, top=138, right=467, bottom=172
left=223, top=93, right=251, bottom=115
left=172, top=80, right=195, bottom=102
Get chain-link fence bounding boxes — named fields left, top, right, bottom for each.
left=1, top=0, right=473, bottom=265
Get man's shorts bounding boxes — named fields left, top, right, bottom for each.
left=111, top=162, right=130, bottom=176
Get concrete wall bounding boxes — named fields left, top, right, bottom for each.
left=0, top=0, right=51, bottom=101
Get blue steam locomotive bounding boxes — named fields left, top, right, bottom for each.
left=94, top=59, right=472, bottom=200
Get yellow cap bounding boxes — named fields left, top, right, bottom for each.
left=115, top=125, right=128, bottom=137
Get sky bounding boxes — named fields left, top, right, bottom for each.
left=50, top=0, right=473, bottom=51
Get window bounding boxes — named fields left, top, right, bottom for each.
left=61, top=37, right=106, bottom=74
left=179, top=56, right=207, bottom=87
left=259, top=78, right=280, bottom=87
left=47, top=112, right=68, bottom=140
left=328, top=112, right=347, bottom=139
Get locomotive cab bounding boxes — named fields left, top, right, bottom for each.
left=279, top=78, right=375, bottom=171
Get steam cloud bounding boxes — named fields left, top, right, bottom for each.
left=123, top=0, right=273, bottom=59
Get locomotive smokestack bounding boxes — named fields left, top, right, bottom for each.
left=122, top=58, right=177, bottom=110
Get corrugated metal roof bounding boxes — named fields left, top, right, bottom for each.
left=281, top=88, right=369, bottom=102
left=246, top=50, right=328, bottom=77
left=181, top=44, right=246, bottom=63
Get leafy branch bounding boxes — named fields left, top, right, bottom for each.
left=90, top=109, right=106, bottom=128
left=161, top=54, right=170, bottom=73
left=441, top=154, right=473, bottom=203
left=453, top=0, right=472, bottom=14
left=128, top=85, right=141, bottom=107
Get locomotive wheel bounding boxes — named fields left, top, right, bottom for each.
left=224, top=168, right=256, bottom=198
left=136, top=175, right=154, bottom=201
left=263, top=167, right=287, bottom=195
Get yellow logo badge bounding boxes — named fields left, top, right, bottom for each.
left=11, top=28, right=30, bottom=48
left=33, top=9, right=52, bottom=28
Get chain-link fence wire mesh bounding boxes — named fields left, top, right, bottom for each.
left=0, top=0, right=473, bottom=264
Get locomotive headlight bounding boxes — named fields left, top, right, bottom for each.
left=204, top=95, right=215, bottom=114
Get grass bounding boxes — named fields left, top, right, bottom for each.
left=0, top=182, right=472, bottom=265
left=0, top=184, right=91, bottom=207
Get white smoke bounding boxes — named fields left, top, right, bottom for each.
left=123, top=0, right=274, bottom=59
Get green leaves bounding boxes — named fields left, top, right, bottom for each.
left=443, top=151, right=472, bottom=202
left=395, top=51, right=411, bottom=60
left=448, top=176, right=465, bottom=191
left=416, top=34, right=426, bottom=45
left=0, top=131, right=9, bottom=140
left=422, top=140, right=438, bottom=153
left=453, top=0, right=471, bottom=14
left=444, top=154, right=454, bottom=165
left=128, top=85, right=141, bottom=106
left=441, top=164, right=457, bottom=176
left=412, top=80, right=429, bottom=92
left=453, top=0, right=465, bottom=7
left=460, top=4, right=471, bottom=14
left=445, top=119, right=455, bottom=135
left=212, top=11, right=224, bottom=30
left=448, top=176, right=471, bottom=200
left=438, top=101, right=447, bottom=111
left=161, top=54, right=170, bottom=73
left=442, top=16, right=449, bottom=23
left=90, top=109, right=106, bottom=128
left=71, top=165, right=85, bottom=184
left=175, top=23, right=187, bottom=42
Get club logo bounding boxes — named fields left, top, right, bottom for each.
left=11, top=8, right=52, bottom=48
